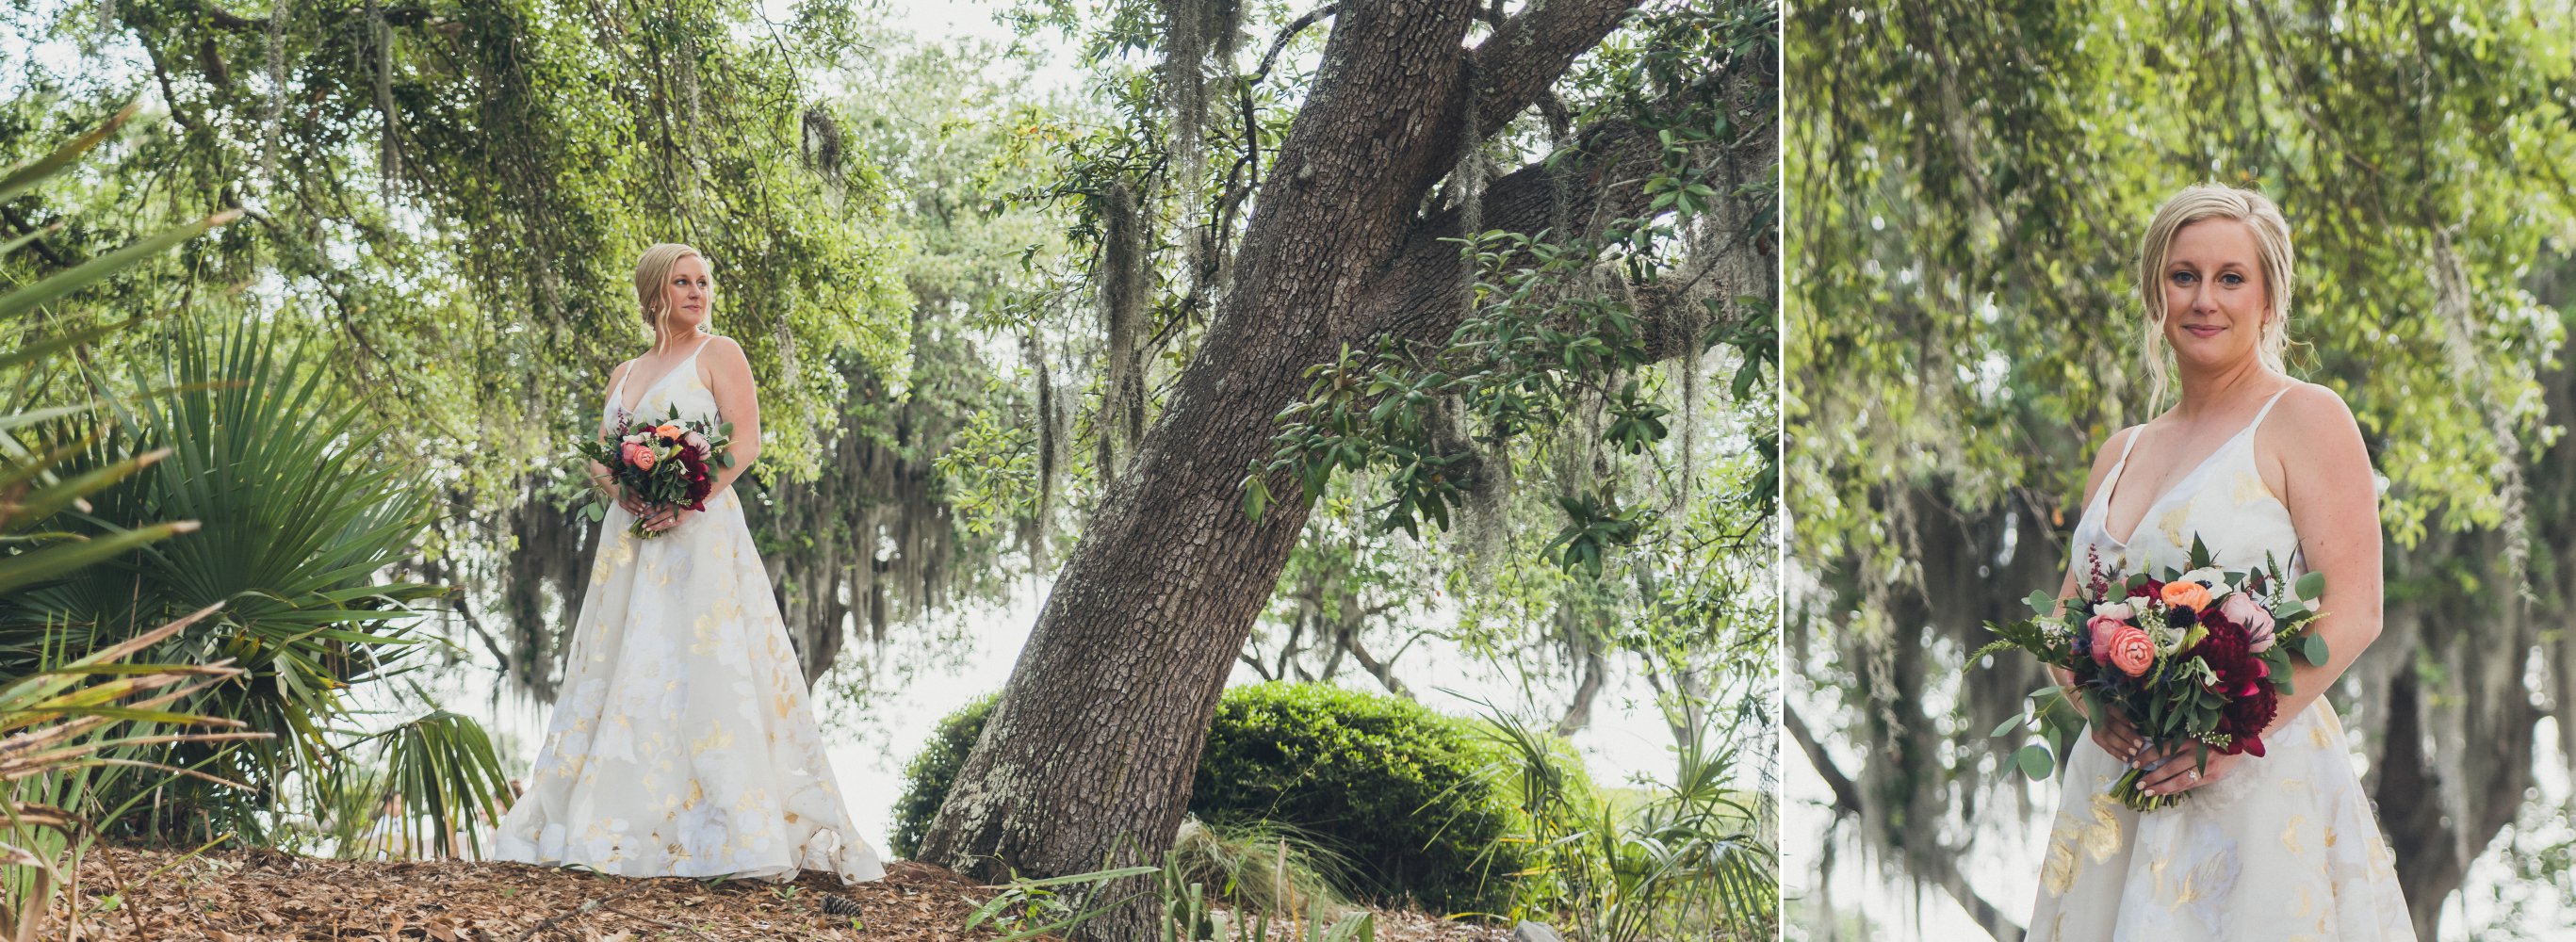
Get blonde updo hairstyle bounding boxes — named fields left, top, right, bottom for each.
left=632, top=242, right=710, bottom=344
left=2135, top=184, right=2296, bottom=407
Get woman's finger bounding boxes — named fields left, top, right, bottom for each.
left=2097, top=715, right=2146, bottom=764
left=2137, top=750, right=2225, bottom=795
left=2131, top=736, right=2188, bottom=768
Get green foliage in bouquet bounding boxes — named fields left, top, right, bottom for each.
left=574, top=403, right=736, bottom=538
left=1973, top=537, right=2334, bottom=810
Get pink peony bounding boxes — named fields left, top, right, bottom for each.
left=2087, top=613, right=2128, bottom=666
left=621, top=441, right=657, bottom=470
left=2221, top=592, right=2276, bottom=653
left=685, top=430, right=709, bottom=453
left=2106, top=625, right=2157, bottom=677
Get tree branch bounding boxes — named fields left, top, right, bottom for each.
left=0, top=207, right=71, bottom=269
left=1347, top=115, right=1661, bottom=348
left=1785, top=705, right=1862, bottom=816
left=1790, top=706, right=2028, bottom=942
left=1464, top=0, right=1644, bottom=139
left=1343, top=49, right=1774, bottom=364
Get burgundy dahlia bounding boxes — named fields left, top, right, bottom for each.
left=2193, top=615, right=2278, bottom=756
left=2194, top=616, right=2269, bottom=696
left=2219, top=691, right=2277, bottom=756
left=676, top=446, right=713, bottom=510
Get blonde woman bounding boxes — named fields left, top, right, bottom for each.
left=496, top=243, right=885, bottom=884
left=2028, top=186, right=2412, bottom=939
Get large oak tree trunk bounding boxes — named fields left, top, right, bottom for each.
left=912, top=1, right=1688, bottom=936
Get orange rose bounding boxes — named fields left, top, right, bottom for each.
left=2160, top=579, right=2210, bottom=612
left=655, top=423, right=684, bottom=441
left=2107, top=625, right=2157, bottom=677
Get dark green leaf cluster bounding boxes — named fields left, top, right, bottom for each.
left=889, top=682, right=1563, bottom=914
left=3, top=316, right=500, bottom=846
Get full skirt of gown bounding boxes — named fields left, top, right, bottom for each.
left=495, top=346, right=884, bottom=882
left=2027, top=699, right=2412, bottom=940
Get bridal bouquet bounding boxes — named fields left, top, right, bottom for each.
left=1976, top=537, right=2329, bottom=811
left=576, top=404, right=735, bottom=539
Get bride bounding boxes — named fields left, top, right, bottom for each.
left=2028, top=186, right=2412, bottom=939
left=495, top=243, right=885, bottom=883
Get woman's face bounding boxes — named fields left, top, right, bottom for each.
left=659, top=253, right=713, bottom=336
left=2158, top=218, right=2267, bottom=371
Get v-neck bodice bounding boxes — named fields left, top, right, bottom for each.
left=602, top=336, right=721, bottom=427
left=2070, top=385, right=2301, bottom=578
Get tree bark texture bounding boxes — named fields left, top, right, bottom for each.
left=910, top=1, right=1748, bottom=936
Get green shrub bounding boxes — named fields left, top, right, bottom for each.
left=1196, top=682, right=1537, bottom=915
left=889, top=682, right=1573, bottom=914
left=888, top=691, right=999, bottom=858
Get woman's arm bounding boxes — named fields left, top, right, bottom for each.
left=2051, top=424, right=2143, bottom=716
left=700, top=335, right=761, bottom=495
left=590, top=360, right=649, bottom=516
left=2136, top=382, right=2381, bottom=794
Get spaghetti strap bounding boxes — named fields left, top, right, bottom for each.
left=605, top=360, right=633, bottom=406
left=677, top=333, right=714, bottom=366
left=2246, top=384, right=2296, bottom=433
left=2111, top=425, right=2145, bottom=464
left=2089, top=425, right=2148, bottom=520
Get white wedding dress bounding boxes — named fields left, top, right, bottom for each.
left=495, top=336, right=885, bottom=883
left=2028, top=385, right=2412, bottom=940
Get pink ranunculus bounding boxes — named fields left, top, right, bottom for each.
left=2087, top=613, right=2128, bottom=666
left=2221, top=591, right=2277, bottom=653
left=2106, top=625, right=2157, bottom=677
left=621, top=441, right=657, bottom=470
left=685, top=430, right=709, bottom=453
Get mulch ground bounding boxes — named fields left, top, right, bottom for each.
left=60, top=846, right=1519, bottom=942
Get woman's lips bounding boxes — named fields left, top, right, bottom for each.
left=2182, top=324, right=2224, bottom=338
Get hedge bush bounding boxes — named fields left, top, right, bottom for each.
left=887, top=691, right=999, bottom=860
left=888, top=682, right=1577, bottom=914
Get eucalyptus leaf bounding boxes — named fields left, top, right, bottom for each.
left=2014, top=743, right=2054, bottom=781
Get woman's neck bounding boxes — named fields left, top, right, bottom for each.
left=2171, top=355, right=2278, bottom=421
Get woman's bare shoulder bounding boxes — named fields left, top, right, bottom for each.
left=2270, top=381, right=2356, bottom=424
left=699, top=333, right=747, bottom=361
left=2076, top=422, right=2144, bottom=504
left=2263, top=382, right=2361, bottom=445
left=2262, top=381, right=2370, bottom=472
left=2089, top=423, right=2145, bottom=475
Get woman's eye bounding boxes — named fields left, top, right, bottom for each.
left=2170, top=271, right=2195, bottom=285
left=2219, top=272, right=2245, bottom=285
